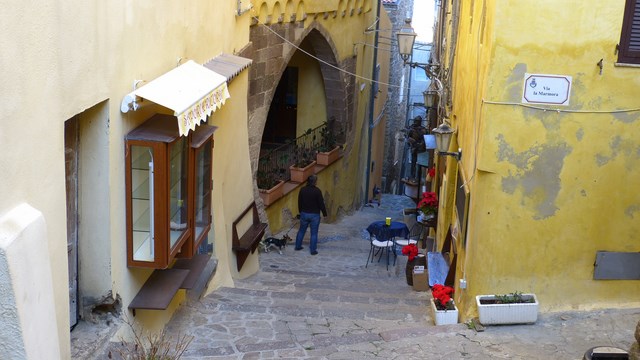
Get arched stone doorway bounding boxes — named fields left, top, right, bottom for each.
left=247, top=22, right=356, bottom=210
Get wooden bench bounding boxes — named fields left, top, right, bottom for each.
left=232, top=201, right=267, bottom=271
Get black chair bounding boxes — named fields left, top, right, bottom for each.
left=394, top=223, right=423, bottom=248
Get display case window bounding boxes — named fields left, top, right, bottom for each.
left=125, top=114, right=215, bottom=268
left=193, top=138, right=212, bottom=246
left=131, top=145, right=154, bottom=262
left=169, top=137, right=188, bottom=250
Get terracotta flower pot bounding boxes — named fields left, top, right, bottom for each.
left=289, top=161, right=316, bottom=183
left=259, top=180, right=284, bottom=206
left=316, top=146, right=340, bottom=166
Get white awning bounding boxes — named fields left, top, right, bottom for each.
left=121, top=60, right=230, bottom=136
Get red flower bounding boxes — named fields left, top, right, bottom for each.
left=401, top=244, right=419, bottom=261
left=428, top=167, right=436, bottom=178
left=417, top=191, right=438, bottom=215
left=432, top=284, right=455, bottom=310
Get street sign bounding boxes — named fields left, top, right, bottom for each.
left=522, top=73, right=572, bottom=105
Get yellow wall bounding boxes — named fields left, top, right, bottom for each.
left=442, top=0, right=640, bottom=320
left=368, top=12, right=391, bottom=201
left=0, top=0, right=385, bottom=355
left=290, top=50, right=328, bottom=134
left=0, top=0, right=252, bottom=356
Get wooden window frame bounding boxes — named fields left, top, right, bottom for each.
left=125, top=114, right=215, bottom=268
left=618, top=0, right=640, bottom=64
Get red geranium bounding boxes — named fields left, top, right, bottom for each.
left=417, top=191, right=438, bottom=215
left=432, top=284, right=455, bottom=310
left=401, top=243, right=419, bottom=262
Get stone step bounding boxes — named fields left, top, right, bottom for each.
left=202, top=280, right=430, bottom=325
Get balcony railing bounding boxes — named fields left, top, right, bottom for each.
left=257, top=124, right=325, bottom=189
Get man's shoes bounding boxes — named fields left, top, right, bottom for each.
left=311, top=251, right=318, bottom=255
left=295, top=247, right=304, bottom=251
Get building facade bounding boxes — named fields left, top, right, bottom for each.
left=0, top=0, right=388, bottom=358
left=430, top=0, right=640, bottom=321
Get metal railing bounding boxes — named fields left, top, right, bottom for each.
left=257, top=124, right=325, bottom=188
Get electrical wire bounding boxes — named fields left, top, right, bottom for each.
left=254, top=17, right=409, bottom=89
left=482, top=100, right=640, bottom=114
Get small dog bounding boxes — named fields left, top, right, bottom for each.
left=262, top=234, right=291, bottom=254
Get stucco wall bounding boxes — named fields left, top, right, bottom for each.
left=0, top=0, right=252, bottom=356
left=0, top=205, right=60, bottom=360
left=444, top=0, right=640, bottom=320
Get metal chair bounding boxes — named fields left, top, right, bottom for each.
left=394, top=223, right=423, bottom=248
left=365, top=226, right=396, bottom=270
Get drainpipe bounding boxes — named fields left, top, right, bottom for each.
left=365, top=0, right=381, bottom=203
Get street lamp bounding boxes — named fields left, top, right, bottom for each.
left=432, top=122, right=462, bottom=161
left=398, top=18, right=442, bottom=109
left=423, top=77, right=443, bottom=108
left=397, top=19, right=417, bottom=63
left=396, top=19, right=439, bottom=77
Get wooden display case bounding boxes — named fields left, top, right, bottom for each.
left=125, top=114, right=215, bottom=268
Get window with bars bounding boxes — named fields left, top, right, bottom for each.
left=619, top=0, right=640, bottom=64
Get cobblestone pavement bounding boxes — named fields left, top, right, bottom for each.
left=77, top=194, right=639, bottom=359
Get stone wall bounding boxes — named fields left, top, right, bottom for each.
left=246, top=20, right=357, bottom=222
left=381, top=0, right=414, bottom=193
left=630, top=320, right=640, bottom=360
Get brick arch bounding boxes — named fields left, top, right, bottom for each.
left=245, top=21, right=356, bottom=197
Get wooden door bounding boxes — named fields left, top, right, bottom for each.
left=64, top=117, right=79, bottom=329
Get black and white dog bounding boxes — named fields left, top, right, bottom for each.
left=262, top=234, right=291, bottom=254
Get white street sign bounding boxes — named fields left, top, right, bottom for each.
left=522, top=73, right=572, bottom=105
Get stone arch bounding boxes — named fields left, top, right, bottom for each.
left=258, top=3, right=270, bottom=24
left=284, top=0, right=295, bottom=22
left=247, top=21, right=356, bottom=210
left=272, top=2, right=283, bottom=23
left=295, top=2, right=306, bottom=22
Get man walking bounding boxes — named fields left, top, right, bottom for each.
left=295, top=175, right=327, bottom=255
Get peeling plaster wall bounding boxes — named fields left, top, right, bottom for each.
left=447, top=0, right=640, bottom=320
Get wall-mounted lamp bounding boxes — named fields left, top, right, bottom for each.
left=397, top=19, right=417, bottom=63
left=397, top=19, right=440, bottom=78
left=422, top=77, right=443, bottom=108
left=432, top=122, right=462, bottom=161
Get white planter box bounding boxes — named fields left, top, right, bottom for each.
left=430, top=299, right=458, bottom=325
left=476, top=294, right=539, bottom=325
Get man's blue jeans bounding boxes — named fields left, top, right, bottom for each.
left=295, top=212, right=321, bottom=253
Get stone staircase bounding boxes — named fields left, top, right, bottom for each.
left=170, top=231, right=437, bottom=358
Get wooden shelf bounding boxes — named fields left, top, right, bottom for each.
left=173, top=254, right=211, bottom=289
left=128, top=268, right=189, bottom=314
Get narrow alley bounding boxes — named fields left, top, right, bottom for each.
left=77, top=194, right=639, bottom=359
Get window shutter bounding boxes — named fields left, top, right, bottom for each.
left=619, top=0, right=640, bottom=63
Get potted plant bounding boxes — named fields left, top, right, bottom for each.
left=430, top=284, right=458, bottom=325
left=402, top=243, right=420, bottom=285
left=316, top=119, right=341, bottom=166
left=257, top=159, right=285, bottom=206
left=289, top=141, right=316, bottom=183
left=476, top=291, right=539, bottom=325
left=417, top=191, right=438, bottom=224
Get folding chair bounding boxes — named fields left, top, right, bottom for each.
left=365, top=226, right=396, bottom=270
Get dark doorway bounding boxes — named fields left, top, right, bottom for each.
left=262, top=66, right=298, bottom=147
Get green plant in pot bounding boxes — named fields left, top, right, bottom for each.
left=316, top=118, right=343, bottom=166
left=291, top=128, right=315, bottom=168
left=257, top=158, right=282, bottom=190
left=319, top=119, right=338, bottom=152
